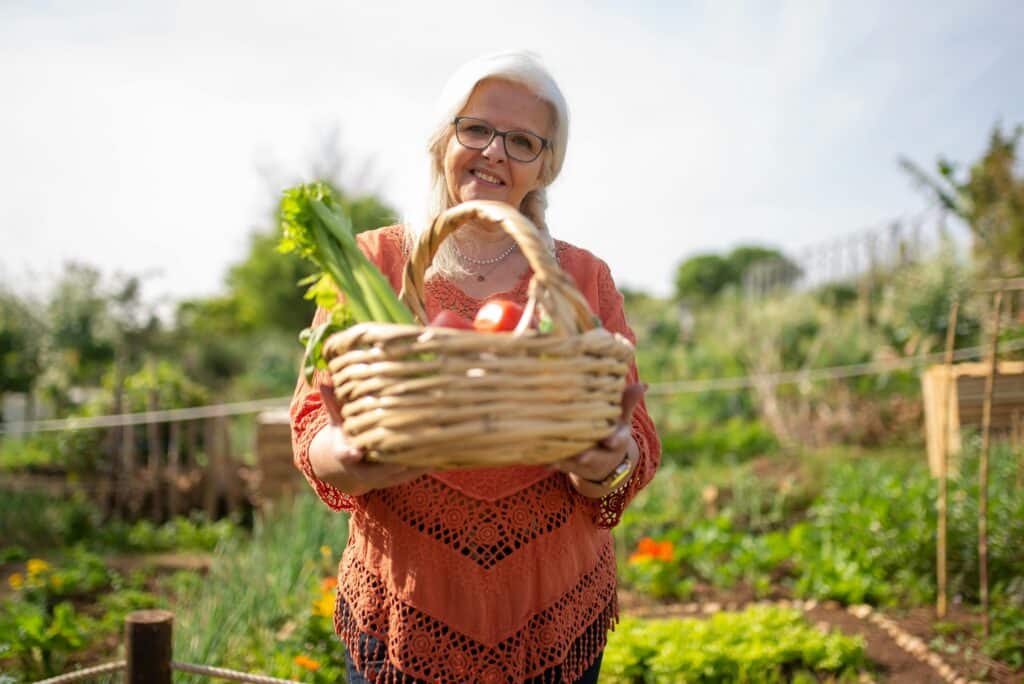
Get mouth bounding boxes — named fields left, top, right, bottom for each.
left=471, top=169, right=506, bottom=186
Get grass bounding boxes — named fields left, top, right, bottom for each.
left=170, top=492, right=348, bottom=678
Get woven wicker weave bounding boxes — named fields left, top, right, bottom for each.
left=323, top=200, right=635, bottom=468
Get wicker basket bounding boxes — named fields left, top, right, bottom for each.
left=323, top=200, right=635, bottom=469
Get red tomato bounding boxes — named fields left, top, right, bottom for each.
left=473, top=299, right=524, bottom=332
left=429, top=310, right=475, bottom=329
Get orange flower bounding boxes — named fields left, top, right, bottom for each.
left=293, top=654, right=321, bottom=671
left=629, top=537, right=674, bottom=564
left=321, top=576, right=338, bottom=592
left=637, top=537, right=658, bottom=555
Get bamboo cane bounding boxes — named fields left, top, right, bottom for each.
left=979, top=290, right=1003, bottom=640
left=937, top=301, right=959, bottom=618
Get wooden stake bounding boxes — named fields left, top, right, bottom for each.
left=222, top=416, right=240, bottom=517
left=120, top=422, right=136, bottom=517
left=167, top=422, right=181, bottom=518
left=146, top=390, right=162, bottom=521
left=937, top=300, right=959, bottom=618
left=125, top=610, right=173, bottom=684
left=979, top=290, right=1003, bottom=640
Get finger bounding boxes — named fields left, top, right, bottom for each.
left=319, top=385, right=344, bottom=426
left=599, top=424, right=630, bottom=450
left=618, top=382, right=646, bottom=424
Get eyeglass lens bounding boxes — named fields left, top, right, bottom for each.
left=455, top=118, right=544, bottom=162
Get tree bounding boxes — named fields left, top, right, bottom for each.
left=674, top=246, right=799, bottom=303
left=0, top=288, right=45, bottom=394
left=901, top=123, right=1024, bottom=276
left=674, top=254, right=736, bottom=303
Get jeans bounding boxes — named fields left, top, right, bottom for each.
left=344, top=632, right=603, bottom=684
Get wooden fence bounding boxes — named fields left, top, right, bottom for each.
left=1, top=406, right=306, bottom=522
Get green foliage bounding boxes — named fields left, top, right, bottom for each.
left=603, top=607, right=866, bottom=682
left=902, top=122, right=1024, bottom=275
left=0, top=550, right=161, bottom=680
left=674, top=253, right=736, bottom=302
left=619, top=445, right=1023, bottom=619
left=0, top=288, right=45, bottom=394
left=0, top=600, right=91, bottom=679
left=0, top=433, right=61, bottom=471
left=0, top=489, right=236, bottom=553
left=171, top=493, right=348, bottom=680
left=673, top=246, right=800, bottom=304
left=874, top=249, right=980, bottom=356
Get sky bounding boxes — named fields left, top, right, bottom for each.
left=1, top=0, right=1022, bottom=302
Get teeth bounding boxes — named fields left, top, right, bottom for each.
left=474, top=170, right=503, bottom=184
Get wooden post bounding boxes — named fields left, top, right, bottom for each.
left=204, top=417, right=222, bottom=519
left=120, top=422, right=137, bottom=517
left=186, top=421, right=199, bottom=511
left=979, top=290, right=1003, bottom=640
left=125, top=609, right=173, bottom=684
left=146, top=390, right=162, bottom=521
left=167, top=422, right=181, bottom=518
left=1018, top=411, right=1024, bottom=492
left=937, top=301, right=959, bottom=618
left=105, top=377, right=125, bottom=519
left=222, top=416, right=240, bottom=517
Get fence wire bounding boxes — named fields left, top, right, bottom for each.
left=7, top=337, right=1024, bottom=436
left=30, top=661, right=125, bottom=684
left=171, top=661, right=303, bottom=684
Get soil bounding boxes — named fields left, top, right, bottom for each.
left=617, top=589, right=1024, bottom=683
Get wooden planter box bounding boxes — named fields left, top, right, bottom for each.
left=255, top=409, right=305, bottom=499
left=922, top=361, right=1024, bottom=475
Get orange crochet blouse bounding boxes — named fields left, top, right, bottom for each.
left=290, top=225, right=660, bottom=684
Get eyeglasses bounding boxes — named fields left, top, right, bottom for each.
left=453, top=117, right=548, bottom=163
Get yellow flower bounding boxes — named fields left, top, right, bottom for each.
left=293, top=654, right=321, bottom=671
left=26, top=559, right=51, bottom=576
left=7, top=573, right=24, bottom=590
left=312, top=592, right=335, bottom=617
left=319, top=545, right=332, bottom=560
left=49, top=574, right=64, bottom=590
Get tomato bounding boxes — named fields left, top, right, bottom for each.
left=429, top=310, right=475, bottom=329
left=473, top=299, right=525, bottom=332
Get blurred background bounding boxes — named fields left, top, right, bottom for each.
left=1, top=1, right=1023, bottom=682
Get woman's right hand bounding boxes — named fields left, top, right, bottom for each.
left=308, top=386, right=431, bottom=496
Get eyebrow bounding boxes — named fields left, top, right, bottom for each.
left=461, top=116, right=548, bottom=141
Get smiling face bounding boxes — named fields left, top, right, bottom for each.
left=443, top=78, right=553, bottom=211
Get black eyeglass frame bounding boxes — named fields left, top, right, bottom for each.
left=452, top=116, right=549, bottom=163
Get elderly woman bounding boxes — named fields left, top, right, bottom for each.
left=290, top=51, right=660, bottom=684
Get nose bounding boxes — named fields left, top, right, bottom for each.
left=481, top=132, right=507, bottom=162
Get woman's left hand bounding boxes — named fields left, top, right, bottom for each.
left=550, top=383, right=646, bottom=496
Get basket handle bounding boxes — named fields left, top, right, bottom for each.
left=399, top=200, right=599, bottom=336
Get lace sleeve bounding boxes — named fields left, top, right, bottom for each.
left=288, top=312, right=359, bottom=512
left=577, top=261, right=661, bottom=529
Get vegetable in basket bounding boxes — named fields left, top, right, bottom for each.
left=278, top=181, right=415, bottom=383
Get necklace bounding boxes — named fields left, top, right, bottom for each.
left=451, top=239, right=519, bottom=281
left=451, top=239, right=518, bottom=265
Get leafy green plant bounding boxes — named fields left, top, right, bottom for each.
left=0, top=601, right=92, bottom=679
left=603, top=606, right=866, bottom=682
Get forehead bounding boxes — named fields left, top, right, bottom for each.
left=459, top=78, right=553, bottom=137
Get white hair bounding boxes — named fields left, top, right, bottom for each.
left=407, top=50, right=570, bottom=278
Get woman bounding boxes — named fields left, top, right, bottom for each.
left=291, top=51, right=660, bottom=684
